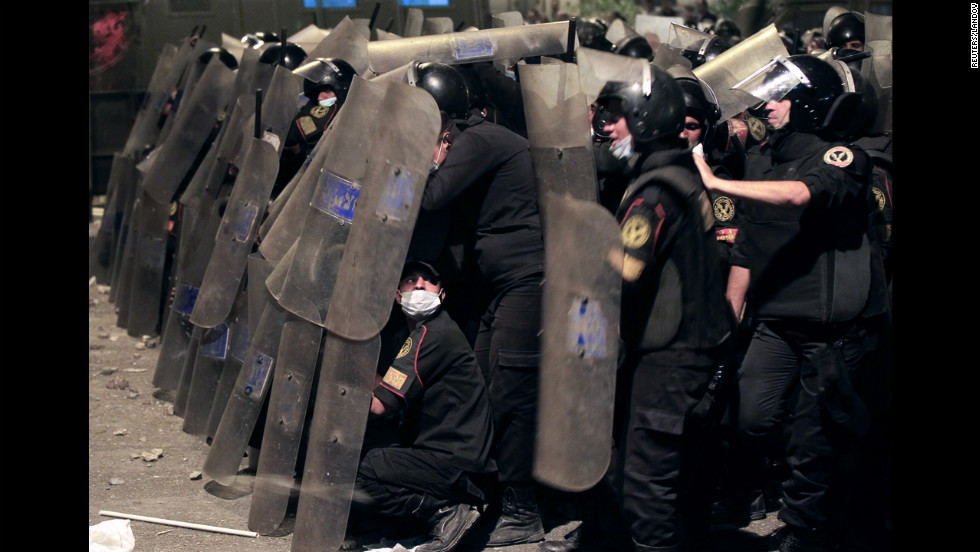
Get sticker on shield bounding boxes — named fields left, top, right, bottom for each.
left=242, top=351, right=274, bottom=400
left=566, top=297, right=608, bottom=359
left=312, top=171, right=360, bottom=224
left=452, top=32, right=495, bottom=60
left=201, top=323, right=230, bottom=360
left=377, top=167, right=416, bottom=222
left=228, top=203, right=260, bottom=242
left=173, top=284, right=200, bottom=316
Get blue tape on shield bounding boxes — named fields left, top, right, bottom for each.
left=242, top=351, right=274, bottom=399
left=173, top=283, right=199, bottom=316
left=312, top=171, right=360, bottom=224
left=377, top=167, right=415, bottom=222
left=201, top=323, right=229, bottom=360
left=566, top=297, right=608, bottom=359
left=452, top=33, right=495, bottom=60
left=228, top=203, right=259, bottom=242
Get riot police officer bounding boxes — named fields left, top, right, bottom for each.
left=692, top=54, right=887, bottom=552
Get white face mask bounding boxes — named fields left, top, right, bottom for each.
left=610, top=135, right=633, bottom=160
left=400, top=290, right=442, bottom=320
left=318, top=96, right=337, bottom=108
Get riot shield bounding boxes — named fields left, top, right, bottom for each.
left=404, top=8, right=424, bottom=38
left=534, top=192, right=623, bottom=491
left=666, top=23, right=709, bottom=51
left=121, top=188, right=171, bottom=337
left=156, top=37, right=219, bottom=148
left=491, top=11, right=526, bottom=73
left=605, top=18, right=642, bottom=46
left=141, top=57, right=236, bottom=205
left=189, top=130, right=280, bottom=328
left=204, top=312, right=251, bottom=440
left=182, top=280, right=249, bottom=436
left=122, top=43, right=180, bottom=156
left=289, top=24, right=331, bottom=57
left=367, top=21, right=571, bottom=75
left=635, top=13, right=684, bottom=46
left=519, top=61, right=598, bottom=207
left=307, top=17, right=372, bottom=77
left=247, top=313, right=324, bottom=534
left=862, top=12, right=892, bottom=134
left=291, top=333, right=381, bottom=552
left=651, top=43, right=693, bottom=70
left=823, top=5, right=851, bottom=37
left=575, top=46, right=650, bottom=106
left=90, top=153, right=136, bottom=283
left=203, top=298, right=289, bottom=486
left=108, top=162, right=141, bottom=303
left=172, top=325, right=202, bottom=417
left=693, top=23, right=789, bottom=121
left=375, top=29, right=402, bottom=41
left=423, top=17, right=455, bottom=36
left=324, top=82, right=440, bottom=340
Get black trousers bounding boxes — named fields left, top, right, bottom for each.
left=618, top=353, right=716, bottom=550
left=473, top=281, right=542, bottom=485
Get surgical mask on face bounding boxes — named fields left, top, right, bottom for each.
left=610, top=135, right=633, bottom=160
left=400, top=290, right=441, bottom=320
left=319, top=96, right=337, bottom=108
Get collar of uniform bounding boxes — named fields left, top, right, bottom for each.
left=769, top=128, right=831, bottom=164
left=636, top=145, right=696, bottom=174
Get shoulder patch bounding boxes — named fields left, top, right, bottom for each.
left=621, top=215, right=651, bottom=249
left=396, top=337, right=413, bottom=359
left=748, top=117, right=767, bottom=141
left=872, top=187, right=886, bottom=212
left=712, top=195, right=735, bottom=222
left=382, top=367, right=409, bottom=390
left=823, top=146, right=854, bottom=167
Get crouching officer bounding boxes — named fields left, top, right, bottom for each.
left=349, top=260, right=496, bottom=552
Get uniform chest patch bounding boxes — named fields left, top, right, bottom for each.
left=823, top=146, right=854, bottom=167
left=713, top=196, right=735, bottom=222
left=396, top=338, right=413, bottom=359
left=310, top=105, right=330, bottom=119
left=748, top=117, right=767, bottom=141
left=298, top=116, right=317, bottom=136
left=621, top=215, right=651, bottom=249
left=872, top=187, right=886, bottom=212
left=383, top=367, right=409, bottom=390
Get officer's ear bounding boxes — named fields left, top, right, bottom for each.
left=394, top=288, right=403, bottom=305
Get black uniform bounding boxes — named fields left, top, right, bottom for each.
left=354, top=308, right=496, bottom=519
left=272, top=100, right=339, bottom=198
left=729, top=128, right=886, bottom=546
left=418, top=111, right=546, bottom=544
left=614, top=147, right=735, bottom=551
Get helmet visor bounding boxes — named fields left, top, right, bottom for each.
left=732, top=56, right=807, bottom=105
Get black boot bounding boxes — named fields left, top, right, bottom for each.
left=486, top=485, right=546, bottom=547
left=416, top=503, right=482, bottom=552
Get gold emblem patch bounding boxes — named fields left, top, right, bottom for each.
left=713, top=196, right=735, bottom=222
left=382, top=367, right=409, bottom=390
left=748, top=117, right=766, bottom=141
left=310, top=105, right=330, bottom=119
left=872, top=187, right=886, bottom=212
left=823, top=146, right=854, bottom=167
left=621, top=215, right=651, bottom=249
left=396, top=338, right=413, bottom=359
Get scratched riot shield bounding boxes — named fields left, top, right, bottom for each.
left=268, top=76, right=389, bottom=326
left=534, top=192, right=623, bottom=491
left=666, top=23, right=709, bottom=52
left=189, top=66, right=303, bottom=328
left=423, top=17, right=454, bottom=36
left=491, top=11, right=525, bottom=73
left=634, top=13, right=684, bottom=47
left=203, top=298, right=289, bottom=486
left=862, top=12, right=892, bottom=134
left=651, top=43, right=693, bottom=70
left=292, top=333, right=380, bottom=552
left=367, top=21, right=572, bottom=75
left=519, top=60, right=598, bottom=209
left=141, top=57, right=236, bottom=205
left=122, top=40, right=186, bottom=156
left=90, top=153, right=136, bottom=283
left=575, top=46, right=651, bottom=106
left=156, top=37, right=219, bottom=149
left=204, top=284, right=254, bottom=440
left=120, top=188, right=171, bottom=337
left=108, top=160, right=142, bottom=303
left=182, top=279, right=249, bottom=436
left=404, top=7, right=424, bottom=38
left=693, top=23, right=789, bottom=121
left=307, top=16, right=372, bottom=77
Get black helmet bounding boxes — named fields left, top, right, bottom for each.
left=412, top=62, right=469, bottom=120
left=258, top=42, right=308, bottom=70
left=826, top=12, right=865, bottom=49
left=612, top=35, right=654, bottom=61
left=199, top=47, right=238, bottom=70
left=595, top=63, right=686, bottom=149
left=828, top=59, right=878, bottom=141
left=294, top=57, right=357, bottom=106
left=680, top=35, right=731, bottom=68
left=241, top=31, right=280, bottom=49
left=676, top=78, right=720, bottom=129
left=577, top=18, right=613, bottom=51
left=737, top=55, right=845, bottom=133
left=455, top=64, right=491, bottom=112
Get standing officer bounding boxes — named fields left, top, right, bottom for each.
left=415, top=62, right=548, bottom=548
left=692, top=54, right=886, bottom=552
left=350, top=260, right=496, bottom=552
left=596, top=63, right=736, bottom=552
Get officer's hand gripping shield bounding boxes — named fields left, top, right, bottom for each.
left=534, top=192, right=623, bottom=491
left=693, top=23, right=789, bottom=122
